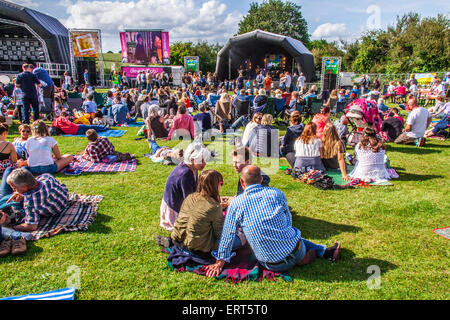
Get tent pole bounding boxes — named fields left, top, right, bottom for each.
left=229, top=55, right=231, bottom=80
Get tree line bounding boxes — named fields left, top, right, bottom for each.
left=170, top=0, right=449, bottom=75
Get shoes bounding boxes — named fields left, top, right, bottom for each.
left=323, top=242, right=341, bottom=262
left=11, top=237, right=27, bottom=256
left=0, top=238, right=12, bottom=257
left=416, top=138, right=426, bottom=147
left=155, top=236, right=173, bottom=248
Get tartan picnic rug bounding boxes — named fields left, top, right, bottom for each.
left=64, top=155, right=137, bottom=174
left=30, top=193, right=104, bottom=240
left=163, top=244, right=292, bottom=284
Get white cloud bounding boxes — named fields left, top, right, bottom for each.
left=63, top=0, right=243, bottom=52
left=10, top=0, right=38, bottom=8
left=311, top=23, right=350, bottom=41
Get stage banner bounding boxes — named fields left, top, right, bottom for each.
left=324, top=58, right=340, bottom=75
left=71, top=31, right=101, bottom=58
left=184, top=56, right=199, bottom=73
left=120, top=31, right=170, bottom=65
left=122, top=66, right=164, bottom=78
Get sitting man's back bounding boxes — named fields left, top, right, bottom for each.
left=205, top=166, right=341, bottom=277
left=83, top=129, right=115, bottom=163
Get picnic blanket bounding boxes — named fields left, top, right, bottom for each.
left=64, top=155, right=137, bottom=174
left=433, top=227, right=450, bottom=240
left=163, top=244, right=292, bottom=284
left=116, top=122, right=144, bottom=128
left=327, top=166, right=395, bottom=187
left=63, top=130, right=126, bottom=138
left=1, top=288, right=76, bottom=300
left=30, top=193, right=103, bottom=240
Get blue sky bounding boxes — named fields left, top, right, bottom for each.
left=11, top=0, right=450, bottom=52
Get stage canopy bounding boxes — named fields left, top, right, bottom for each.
left=216, top=29, right=315, bottom=82
left=0, top=0, right=70, bottom=67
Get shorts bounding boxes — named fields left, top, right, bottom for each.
left=28, top=163, right=58, bottom=175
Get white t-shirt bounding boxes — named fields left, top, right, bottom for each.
left=297, top=76, right=306, bottom=88
left=26, top=136, right=57, bottom=167
left=285, top=75, right=292, bottom=88
left=406, top=107, right=431, bottom=139
left=242, top=122, right=258, bottom=146
left=295, top=138, right=322, bottom=157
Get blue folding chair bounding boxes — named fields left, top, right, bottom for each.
left=209, top=94, right=220, bottom=107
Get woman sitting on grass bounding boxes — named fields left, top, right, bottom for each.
left=0, top=123, right=18, bottom=174
left=321, top=123, right=349, bottom=181
left=160, top=142, right=211, bottom=231
left=294, top=122, right=325, bottom=174
left=159, top=170, right=244, bottom=254
left=26, top=120, right=73, bottom=175
left=348, top=128, right=391, bottom=182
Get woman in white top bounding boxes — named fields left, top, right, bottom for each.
left=349, top=128, right=391, bottom=182
left=294, top=122, right=325, bottom=173
left=25, top=120, right=73, bottom=175
left=242, top=112, right=263, bottom=147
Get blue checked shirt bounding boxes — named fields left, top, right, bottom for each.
left=22, top=174, right=70, bottom=225
left=213, top=184, right=302, bottom=263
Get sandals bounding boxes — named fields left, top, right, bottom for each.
left=155, top=236, right=173, bottom=248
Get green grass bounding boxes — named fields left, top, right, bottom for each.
left=0, top=111, right=449, bottom=300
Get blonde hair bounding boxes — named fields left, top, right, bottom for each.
left=322, top=123, right=343, bottom=158
left=261, top=114, right=273, bottom=126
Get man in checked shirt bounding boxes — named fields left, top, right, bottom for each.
left=0, top=168, right=70, bottom=232
left=206, top=165, right=341, bottom=277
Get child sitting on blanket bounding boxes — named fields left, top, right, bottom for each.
left=82, top=129, right=116, bottom=163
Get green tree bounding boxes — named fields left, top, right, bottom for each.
left=170, top=41, right=223, bottom=73
left=237, top=0, right=310, bottom=45
left=309, top=40, right=344, bottom=71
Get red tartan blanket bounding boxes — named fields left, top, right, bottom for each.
left=64, top=155, right=137, bottom=174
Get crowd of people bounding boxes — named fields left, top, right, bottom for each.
left=0, top=63, right=448, bottom=269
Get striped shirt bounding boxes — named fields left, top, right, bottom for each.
left=213, top=184, right=301, bottom=263
left=23, top=174, right=70, bottom=225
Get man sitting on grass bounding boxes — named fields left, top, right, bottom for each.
left=82, top=129, right=115, bottom=163
left=395, top=98, right=432, bottom=146
left=205, top=165, right=341, bottom=277
left=0, top=168, right=70, bottom=232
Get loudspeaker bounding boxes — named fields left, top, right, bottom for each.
left=76, top=60, right=97, bottom=85
left=323, top=73, right=337, bottom=92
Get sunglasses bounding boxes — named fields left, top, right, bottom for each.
left=21, top=130, right=31, bottom=133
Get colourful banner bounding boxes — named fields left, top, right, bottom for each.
left=120, top=31, right=170, bottom=65
left=415, top=73, right=436, bottom=85
left=324, top=59, right=340, bottom=75
left=71, top=31, right=100, bottom=58
left=121, top=66, right=164, bottom=78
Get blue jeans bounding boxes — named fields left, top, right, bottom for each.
left=26, top=164, right=58, bottom=175
left=0, top=167, right=27, bottom=240
left=150, top=140, right=168, bottom=155
left=231, top=116, right=249, bottom=131
left=259, top=238, right=326, bottom=273
left=76, top=124, right=109, bottom=135
left=433, top=116, right=449, bottom=134
left=22, top=96, right=39, bottom=124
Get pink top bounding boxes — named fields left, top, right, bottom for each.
left=312, top=113, right=329, bottom=139
left=168, top=114, right=195, bottom=140
left=394, top=86, right=407, bottom=96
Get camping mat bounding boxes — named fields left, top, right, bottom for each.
left=64, top=155, right=137, bottom=174
left=433, top=227, right=450, bottom=240
left=1, top=288, right=76, bottom=300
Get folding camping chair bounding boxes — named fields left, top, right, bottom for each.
left=233, top=99, right=251, bottom=122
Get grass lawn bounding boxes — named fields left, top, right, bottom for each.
left=0, top=110, right=449, bottom=300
